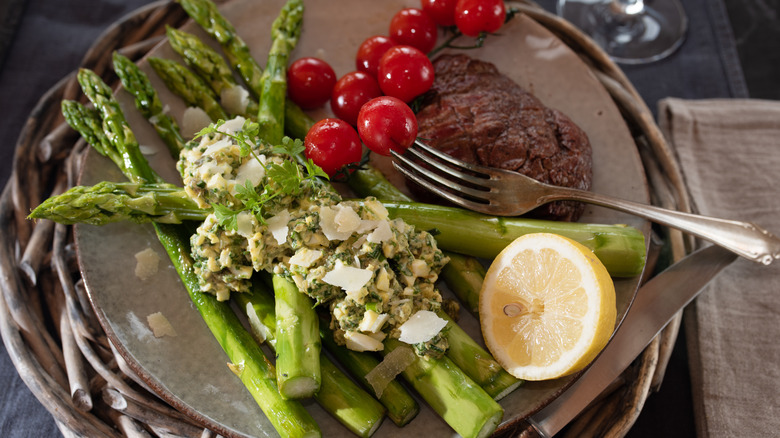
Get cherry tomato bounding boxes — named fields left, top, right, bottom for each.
left=356, top=35, right=396, bottom=77
left=377, top=45, right=434, bottom=103
left=454, top=0, right=506, bottom=37
left=389, top=8, right=438, bottom=54
left=357, top=96, right=418, bottom=156
left=421, top=0, right=458, bottom=27
left=287, top=57, right=337, bottom=109
left=330, top=71, right=383, bottom=127
left=304, top=118, right=363, bottom=176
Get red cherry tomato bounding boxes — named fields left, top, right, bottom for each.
left=357, top=96, right=418, bottom=156
left=287, top=57, right=337, bottom=109
left=356, top=35, right=396, bottom=77
left=304, top=118, right=363, bottom=176
left=330, top=71, right=383, bottom=127
left=389, top=8, right=438, bottom=54
left=377, top=45, right=434, bottom=103
left=421, top=0, right=458, bottom=27
left=454, top=0, right=506, bottom=37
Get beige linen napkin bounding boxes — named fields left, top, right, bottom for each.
left=658, top=98, right=780, bottom=437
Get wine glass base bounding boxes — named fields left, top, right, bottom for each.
left=558, top=0, right=688, bottom=64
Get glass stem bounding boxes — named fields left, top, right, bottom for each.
left=611, top=0, right=646, bottom=16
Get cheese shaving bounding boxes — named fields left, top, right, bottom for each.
left=365, top=345, right=416, bottom=397
left=398, top=310, right=448, bottom=344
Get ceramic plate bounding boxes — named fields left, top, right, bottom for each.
left=76, top=1, right=650, bottom=436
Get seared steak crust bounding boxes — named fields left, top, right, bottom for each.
left=415, top=54, right=593, bottom=221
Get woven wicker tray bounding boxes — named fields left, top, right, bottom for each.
left=0, top=1, right=692, bottom=436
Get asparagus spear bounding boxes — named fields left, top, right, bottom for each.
left=234, top=287, right=386, bottom=437
left=28, top=182, right=645, bottom=277
left=165, top=26, right=259, bottom=117
left=256, top=0, right=303, bottom=144
left=148, top=56, right=228, bottom=122
left=77, top=69, right=159, bottom=184
left=440, top=252, right=484, bottom=315
left=436, top=311, right=522, bottom=400
left=385, top=202, right=645, bottom=277
left=318, top=315, right=419, bottom=426
left=112, top=51, right=185, bottom=155
left=175, top=0, right=314, bottom=140
left=273, top=275, right=321, bottom=399
left=61, top=100, right=126, bottom=176
left=384, top=338, right=503, bottom=438
left=176, top=0, right=264, bottom=95
left=65, top=70, right=321, bottom=438
left=161, top=225, right=321, bottom=438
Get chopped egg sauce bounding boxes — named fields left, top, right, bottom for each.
left=179, top=118, right=451, bottom=358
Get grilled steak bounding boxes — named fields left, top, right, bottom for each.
left=414, top=54, right=592, bottom=221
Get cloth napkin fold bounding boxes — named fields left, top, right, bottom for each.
left=658, top=98, right=780, bottom=438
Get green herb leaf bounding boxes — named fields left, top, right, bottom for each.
left=213, top=203, right=239, bottom=230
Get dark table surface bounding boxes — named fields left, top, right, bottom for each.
left=0, top=0, right=775, bottom=436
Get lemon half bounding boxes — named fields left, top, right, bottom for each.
left=479, top=233, right=616, bottom=381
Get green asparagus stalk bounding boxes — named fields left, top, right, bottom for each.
left=234, top=288, right=386, bottom=437
left=176, top=0, right=264, bottom=95
left=28, top=181, right=203, bottom=225
left=384, top=338, right=503, bottom=438
left=317, top=315, right=419, bottom=426
left=256, top=0, right=303, bottom=144
left=76, top=69, right=159, bottom=184
left=148, top=56, right=228, bottom=122
left=161, top=226, right=321, bottom=438
left=61, top=100, right=126, bottom=176
left=436, top=311, right=521, bottom=400
left=384, top=202, right=646, bottom=277
left=165, top=26, right=259, bottom=117
left=175, top=0, right=314, bottom=140
left=112, top=51, right=185, bottom=155
left=273, top=275, right=321, bottom=399
left=66, top=70, right=321, bottom=438
left=28, top=182, right=645, bottom=277
left=440, top=252, right=484, bottom=315
left=167, top=26, right=235, bottom=96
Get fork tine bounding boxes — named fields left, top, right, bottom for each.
left=405, top=144, right=496, bottom=188
left=390, top=150, right=492, bottom=201
left=413, top=140, right=498, bottom=176
left=391, top=158, right=497, bottom=214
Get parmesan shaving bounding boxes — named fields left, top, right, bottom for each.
left=398, top=310, right=448, bottom=344
left=322, top=261, right=373, bottom=293
left=344, top=331, right=384, bottom=352
left=245, top=302, right=272, bottom=345
left=367, top=220, right=393, bottom=243
left=217, top=116, right=246, bottom=134
left=267, top=210, right=291, bottom=245
left=365, top=345, right=416, bottom=397
left=181, top=107, right=211, bottom=138
left=134, top=247, right=160, bottom=280
left=146, top=312, right=177, bottom=338
left=289, top=248, right=323, bottom=268
left=221, top=85, right=250, bottom=116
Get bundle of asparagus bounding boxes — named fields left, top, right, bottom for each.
left=29, top=0, right=648, bottom=437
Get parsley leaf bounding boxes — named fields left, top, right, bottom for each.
left=213, top=203, right=239, bottom=230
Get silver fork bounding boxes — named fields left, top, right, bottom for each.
left=391, top=140, right=780, bottom=265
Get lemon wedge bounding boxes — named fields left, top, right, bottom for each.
left=479, top=233, right=616, bottom=381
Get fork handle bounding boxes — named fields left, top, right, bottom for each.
left=552, top=189, right=780, bottom=265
